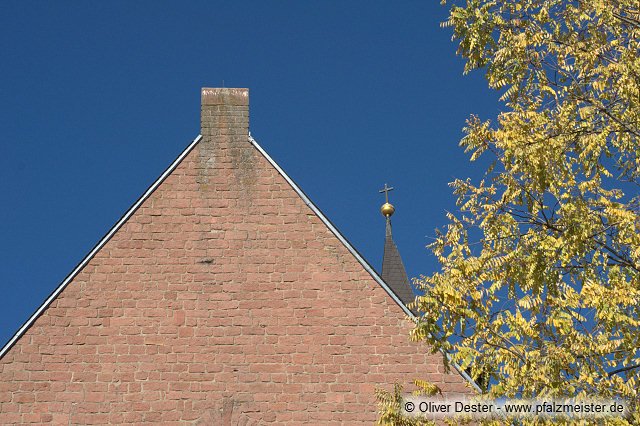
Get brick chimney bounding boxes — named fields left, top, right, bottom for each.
left=199, top=88, right=256, bottom=193
left=200, top=88, right=249, bottom=139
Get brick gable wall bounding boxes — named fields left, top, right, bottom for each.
left=0, top=88, right=471, bottom=425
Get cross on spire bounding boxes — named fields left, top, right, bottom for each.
left=379, top=183, right=394, bottom=203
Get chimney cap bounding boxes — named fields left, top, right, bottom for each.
left=201, top=88, right=249, bottom=106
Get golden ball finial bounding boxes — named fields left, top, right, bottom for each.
left=381, top=202, right=395, bottom=217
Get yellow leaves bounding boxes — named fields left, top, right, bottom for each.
left=513, top=308, right=537, bottom=337
left=538, top=234, right=561, bottom=252
left=375, top=383, right=437, bottom=426
left=499, top=84, right=519, bottom=102
left=514, top=32, right=528, bottom=49
left=548, top=310, right=573, bottom=334
left=604, top=205, right=637, bottom=224
left=577, top=178, right=599, bottom=195
left=413, top=379, right=442, bottom=397
left=540, top=84, right=557, bottom=99
left=578, top=105, right=595, bottom=120
left=536, top=6, right=550, bottom=23
left=517, top=294, right=541, bottom=310
left=592, top=77, right=606, bottom=92
left=443, top=285, right=463, bottom=306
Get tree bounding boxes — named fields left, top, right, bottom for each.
left=379, top=0, right=640, bottom=424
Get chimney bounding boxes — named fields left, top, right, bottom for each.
left=201, top=87, right=249, bottom=140
left=199, top=87, right=256, bottom=194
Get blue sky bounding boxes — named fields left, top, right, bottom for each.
left=0, top=1, right=500, bottom=347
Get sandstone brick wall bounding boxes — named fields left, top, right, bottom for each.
left=0, top=88, right=472, bottom=424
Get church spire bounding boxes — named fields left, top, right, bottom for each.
left=379, top=184, right=415, bottom=308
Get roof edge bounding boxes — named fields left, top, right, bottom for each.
left=248, top=134, right=481, bottom=393
left=0, top=135, right=203, bottom=359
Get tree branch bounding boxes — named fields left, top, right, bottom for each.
left=607, top=363, right=640, bottom=377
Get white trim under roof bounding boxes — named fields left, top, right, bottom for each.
left=0, top=133, right=480, bottom=392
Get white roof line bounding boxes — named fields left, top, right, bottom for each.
left=248, top=134, right=481, bottom=392
left=0, top=135, right=203, bottom=359
left=0, top=132, right=480, bottom=392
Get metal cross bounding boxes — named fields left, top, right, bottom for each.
left=379, top=183, right=394, bottom=203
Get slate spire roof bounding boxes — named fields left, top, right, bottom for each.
left=381, top=215, right=415, bottom=308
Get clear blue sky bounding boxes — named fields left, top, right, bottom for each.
left=0, top=1, right=499, bottom=347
